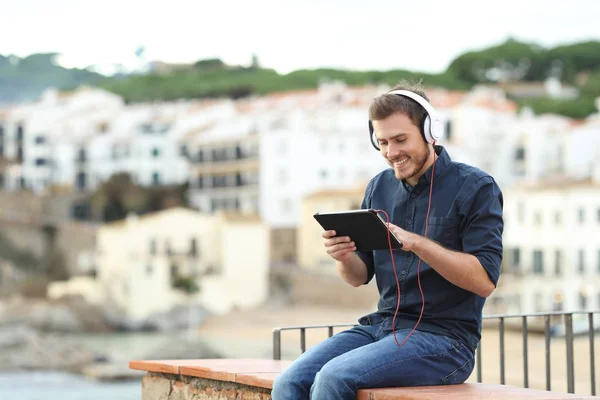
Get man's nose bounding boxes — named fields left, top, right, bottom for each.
left=387, top=143, right=400, bottom=159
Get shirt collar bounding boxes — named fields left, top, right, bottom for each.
left=402, top=145, right=452, bottom=189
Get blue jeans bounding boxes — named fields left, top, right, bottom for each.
left=271, top=319, right=474, bottom=400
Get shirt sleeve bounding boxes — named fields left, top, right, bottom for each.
left=459, top=176, right=504, bottom=287
left=355, top=179, right=376, bottom=285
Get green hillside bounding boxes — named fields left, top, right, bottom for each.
left=2, top=39, right=600, bottom=118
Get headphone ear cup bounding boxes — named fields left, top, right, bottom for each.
left=422, top=115, right=433, bottom=143
left=369, top=120, right=380, bottom=150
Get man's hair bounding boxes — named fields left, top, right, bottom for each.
left=368, top=80, right=430, bottom=130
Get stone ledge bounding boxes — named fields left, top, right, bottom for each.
left=130, top=358, right=600, bottom=399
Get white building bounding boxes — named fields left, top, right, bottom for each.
left=184, top=82, right=391, bottom=228
left=0, top=87, right=208, bottom=193
left=0, top=87, right=124, bottom=192
left=494, top=178, right=600, bottom=321
left=49, top=207, right=270, bottom=322
left=259, top=104, right=390, bottom=228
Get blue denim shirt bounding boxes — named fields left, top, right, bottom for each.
left=356, top=145, right=504, bottom=350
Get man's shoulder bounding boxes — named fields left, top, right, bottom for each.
left=446, top=160, right=499, bottom=192
left=368, top=168, right=395, bottom=187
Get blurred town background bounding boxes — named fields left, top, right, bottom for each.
left=1, top=0, right=600, bottom=399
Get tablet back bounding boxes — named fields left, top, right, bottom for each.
left=313, top=209, right=403, bottom=251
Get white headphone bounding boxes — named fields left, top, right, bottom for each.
left=369, top=89, right=443, bottom=149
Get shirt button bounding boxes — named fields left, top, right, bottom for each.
left=401, top=270, right=407, bottom=275
left=407, top=219, right=412, bottom=224
left=411, top=193, right=416, bottom=198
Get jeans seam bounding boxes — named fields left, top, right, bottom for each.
left=354, top=343, right=462, bottom=384
left=440, top=357, right=471, bottom=384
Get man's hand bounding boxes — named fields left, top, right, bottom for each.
left=387, top=223, right=495, bottom=297
left=323, top=230, right=356, bottom=262
left=386, top=223, right=421, bottom=252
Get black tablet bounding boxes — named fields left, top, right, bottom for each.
left=313, top=209, right=403, bottom=251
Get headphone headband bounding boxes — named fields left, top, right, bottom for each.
left=369, top=89, right=443, bottom=149
left=386, top=90, right=438, bottom=123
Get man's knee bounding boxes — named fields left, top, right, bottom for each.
left=271, top=364, right=309, bottom=399
left=311, top=361, right=354, bottom=397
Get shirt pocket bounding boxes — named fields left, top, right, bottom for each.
left=426, top=215, right=462, bottom=250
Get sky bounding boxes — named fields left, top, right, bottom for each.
left=1, top=0, right=600, bottom=75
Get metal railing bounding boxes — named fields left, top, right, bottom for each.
left=272, top=311, right=600, bottom=395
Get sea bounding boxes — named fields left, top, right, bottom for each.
left=0, top=330, right=274, bottom=400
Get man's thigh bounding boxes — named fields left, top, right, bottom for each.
left=319, top=329, right=474, bottom=388
left=276, top=325, right=377, bottom=381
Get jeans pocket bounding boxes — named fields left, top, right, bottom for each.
left=440, top=357, right=472, bottom=385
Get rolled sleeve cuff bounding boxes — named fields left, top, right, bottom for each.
left=475, top=252, right=501, bottom=287
left=356, top=250, right=375, bottom=285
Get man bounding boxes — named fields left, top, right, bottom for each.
left=271, top=81, right=504, bottom=400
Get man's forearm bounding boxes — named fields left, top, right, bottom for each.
left=412, top=236, right=495, bottom=298
left=336, top=253, right=368, bottom=287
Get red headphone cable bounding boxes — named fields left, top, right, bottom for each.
left=375, top=143, right=437, bottom=347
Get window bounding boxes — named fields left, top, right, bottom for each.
left=554, top=211, right=562, bottom=225
left=578, top=208, right=585, bottom=224
left=579, top=290, right=588, bottom=309
left=152, top=172, right=160, bottom=185
left=77, top=148, right=86, bottom=162
left=151, top=147, right=160, bottom=158
left=532, top=250, right=543, bottom=274
left=554, top=249, right=562, bottom=276
left=445, top=120, right=452, bottom=141
left=35, top=158, right=47, bottom=166
left=34, top=136, right=46, bottom=144
left=190, top=238, right=199, bottom=258
left=320, top=169, right=328, bottom=180
left=597, top=208, right=600, bottom=223
left=76, top=172, right=87, bottom=191
left=578, top=249, right=585, bottom=274
left=515, top=147, right=525, bottom=161
left=534, top=211, right=542, bottom=226
left=0, top=124, right=4, bottom=138
left=149, top=239, right=157, bottom=255
left=512, top=248, right=521, bottom=268
left=146, top=265, right=153, bottom=276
